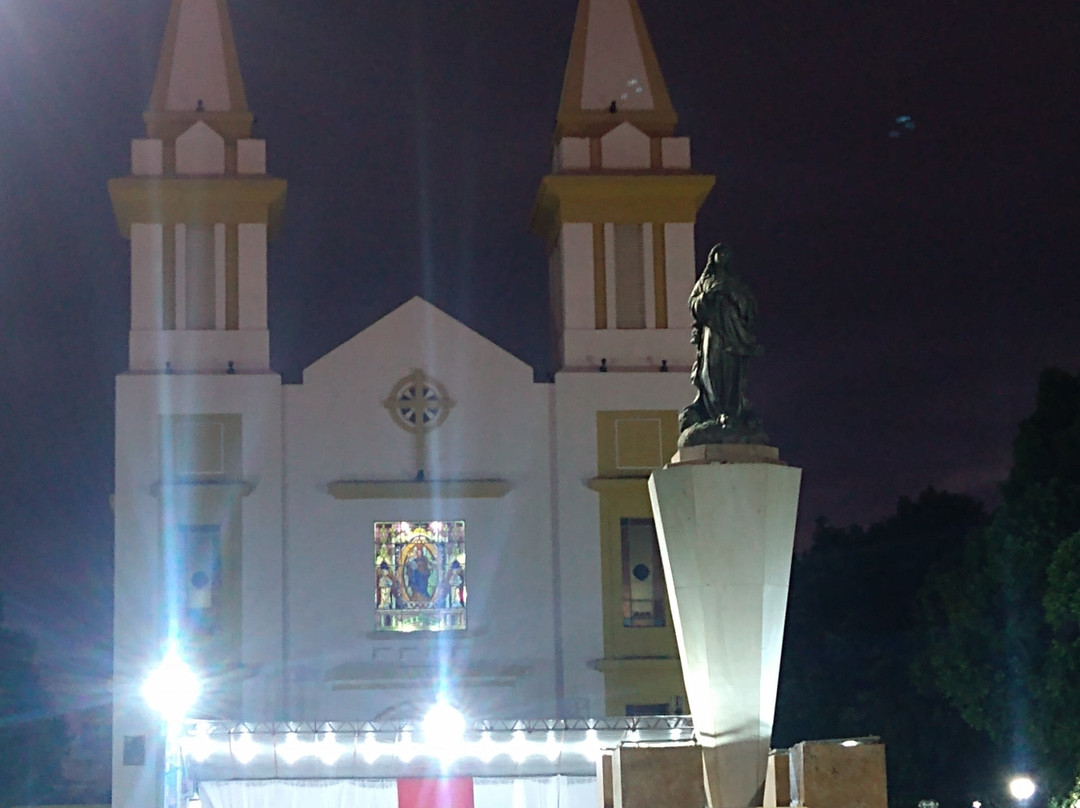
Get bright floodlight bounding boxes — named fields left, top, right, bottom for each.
left=142, top=649, right=199, bottom=724
left=1009, top=777, right=1036, bottom=802
left=422, top=701, right=467, bottom=745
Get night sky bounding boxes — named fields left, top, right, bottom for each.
left=0, top=0, right=1077, bottom=702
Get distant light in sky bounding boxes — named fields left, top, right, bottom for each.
left=889, top=114, right=916, bottom=138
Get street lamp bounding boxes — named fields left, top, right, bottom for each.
left=142, top=647, right=200, bottom=728
left=1009, top=776, right=1037, bottom=802
left=143, top=647, right=200, bottom=808
left=422, top=700, right=466, bottom=767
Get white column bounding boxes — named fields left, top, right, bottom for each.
left=130, top=224, right=163, bottom=330
left=649, top=445, right=801, bottom=808
left=561, top=223, right=594, bottom=331
left=238, top=224, right=268, bottom=330
left=664, top=222, right=696, bottom=330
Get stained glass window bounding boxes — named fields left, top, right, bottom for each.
left=374, top=521, right=466, bottom=632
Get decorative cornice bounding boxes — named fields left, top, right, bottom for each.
left=327, top=479, right=511, bottom=500
left=587, top=476, right=650, bottom=493
left=150, top=478, right=256, bottom=497
left=108, top=176, right=287, bottom=237
left=530, top=173, right=715, bottom=243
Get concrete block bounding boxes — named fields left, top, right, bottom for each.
left=789, top=741, right=887, bottom=808
left=613, top=745, right=706, bottom=808
left=599, top=751, right=614, bottom=808
left=765, top=750, right=790, bottom=808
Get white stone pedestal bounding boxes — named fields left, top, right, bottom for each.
left=648, top=443, right=801, bottom=808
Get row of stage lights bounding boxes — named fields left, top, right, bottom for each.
left=182, top=724, right=613, bottom=768
left=145, top=646, right=687, bottom=774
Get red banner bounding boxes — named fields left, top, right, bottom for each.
left=397, top=778, right=474, bottom=808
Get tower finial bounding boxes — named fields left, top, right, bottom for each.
left=145, top=0, right=252, bottom=139
left=556, top=0, right=678, bottom=138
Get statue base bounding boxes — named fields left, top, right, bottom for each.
left=678, top=412, right=768, bottom=448
left=649, top=443, right=801, bottom=808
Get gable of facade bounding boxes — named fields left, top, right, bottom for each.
left=281, top=296, right=556, bottom=721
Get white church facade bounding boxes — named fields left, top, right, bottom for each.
left=109, top=0, right=716, bottom=805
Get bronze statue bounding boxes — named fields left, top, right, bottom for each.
left=679, top=243, right=768, bottom=446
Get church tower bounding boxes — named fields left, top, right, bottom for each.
left=531, top=0, right=714, bottom=372
left=538, top=0, right=713, bottom=718
left=109, top=2, right=286, bottom=805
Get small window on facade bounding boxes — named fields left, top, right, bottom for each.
left=621, top=517, right=665, bottom=628
left=375, top=521, right=466, bottom=632
left=179, top=523, right=222, bottom=636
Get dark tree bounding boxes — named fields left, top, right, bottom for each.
left=0, top=595, right=68, bottom=807
left=918, top=368, right=1080, bottom=801
left=775, top=488, right=995, bottom=808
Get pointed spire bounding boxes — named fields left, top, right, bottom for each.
left=556, top=0, right=678, bottom=138
left=145, top=0, right=252, bottom=139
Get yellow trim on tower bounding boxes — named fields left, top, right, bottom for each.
left=108, top=177, right=287, bottom=238
left=530, top=174, right=715, bottom=243
left=556, top=0, right=591, bottom=131
left=593, top=410, right=685, bottom=714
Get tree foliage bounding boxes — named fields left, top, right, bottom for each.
left=918, top=367, right=1080, bottom=800
left=0, top=596, right=68, bottom=807
left=775, top=488, right=993, bottom=808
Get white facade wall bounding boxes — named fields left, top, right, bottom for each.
left=131, top=139, right=164, bottom=176
left=600, top=123, right=650, bottom=170
left=176, top=122, right=226, bottom=175
left=556, top=138, right=591, bottom=172
left=282, top=299, right=558, bottom=720
left=562, top=329, right=694, bottom=371
left=237, top=139, right=267, bottom=175
left=112, top=372, right=285, bottom=808
left=661, top=137, right=691, bottom=170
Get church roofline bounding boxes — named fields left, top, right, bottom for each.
left=299, top=296, right=540, bottom=383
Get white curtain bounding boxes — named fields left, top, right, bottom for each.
left=473, top=776, right=597, bottom=808
left=201, top=776, right=597, bottom=808
left=201, top=780, right=399, bottom=808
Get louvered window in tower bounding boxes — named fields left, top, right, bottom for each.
left=614, top=224, right=646, bottom=328
left=185, top=225, right=216, bottom=330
